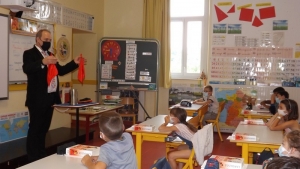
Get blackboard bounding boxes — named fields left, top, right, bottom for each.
left=0, top=14, right=9, bottom=100
left=98, top=38, right=159, bottom=90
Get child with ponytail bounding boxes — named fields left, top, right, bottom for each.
left=158, top=107, right=197, bottom=169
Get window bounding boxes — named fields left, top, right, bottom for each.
left=170, top=0, right=208, bottom=79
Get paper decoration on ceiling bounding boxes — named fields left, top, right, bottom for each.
left=252, top=16, right=263, bottom=27
left=259, top=6, right=276, bottom=19
left=227, top=5, right=235, bottom=13
left=215, top=5, right=228, bottom=22
left=239, top=8, right=254, bottom=22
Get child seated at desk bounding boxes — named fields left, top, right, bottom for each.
left=193, top=85, right=219, bottom=126
left=81, top=112, right=137, bottom=169
left=158, top=107, right=197, bottom=169
left=261, top=87, right=285, bottom=115
left=263, top=130, right=300, bottom=168
left=266, top=99, right=299, bottom=133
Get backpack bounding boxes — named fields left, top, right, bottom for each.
left=255, top=147, right=274, bottom=164
left=150, top=157, right=171, bottom=169
left=204, top=158, right=219, bottom=169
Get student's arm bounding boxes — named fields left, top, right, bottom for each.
left=193, top=98, right=204, bottom=104
left=193, top=99, right=212, bottom=105
left=261, top=100, right=271, bottom=109
left=268, top=116, right=293, bottom=131
left=158, top=115, right=179, bottom=132
left=266, top=113, right=278, bottom=127
left=81, top=155, right=107, bottom=169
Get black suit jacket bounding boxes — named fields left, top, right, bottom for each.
left=22, top=46, right=78, bottom=108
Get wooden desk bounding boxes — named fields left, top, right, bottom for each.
left=17, top=154, right=85, bottom=169
left=230, top=123, right=283, bottom=164
left=169, top=104, right=203, bottom=116
left=126, top=115, right=192, bottom=169
left=202, top=160, right=262, bottom=169
left=67, top=105, right=123, bottom=143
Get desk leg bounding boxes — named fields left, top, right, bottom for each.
left=135, top=133, right=142, bottom=169
left=85, top=116, right=90, bottom=144
left=76, top=108, right=79, bottom=143
left=242, top=143, right=249, bottom=164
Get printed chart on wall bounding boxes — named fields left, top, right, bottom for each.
left=210, top=0, right=300, bottom=82
left=99, top=38, right=159, bottom=90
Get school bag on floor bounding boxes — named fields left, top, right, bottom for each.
left=150, top=157, right=171, bottom=169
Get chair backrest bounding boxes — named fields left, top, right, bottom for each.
left=216, top=101, right=226, bottom=120
left=199, top=103, right=209, bottom=115
left=120, top=97, right=134, bottom=105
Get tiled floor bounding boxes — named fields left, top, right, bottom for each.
left=88, top=125, right=242, bottom=169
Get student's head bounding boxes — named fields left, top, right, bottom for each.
left=98, top=111, right=124, bottom=141
left=277, top=91, right=289, bottom=100
left=204, top=85, right=213, bottom=97
left=280, top=130, right=300, bottom=158
left=279, top=99, right=299, bottom=121
left=170, top=107, right=187, bottom=124
left=273, top=87, right=285, bottom=94
left=35, top=29, right=51, bottom=51
left=169, top=107, right=198, bottom=133
left=265, top=156, right=300, bottom=169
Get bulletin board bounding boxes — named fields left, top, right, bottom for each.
left=210, top=0, right=300, bottom=82
left=98, top=38, right=159, bottom=90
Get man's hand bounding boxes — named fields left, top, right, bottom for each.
left=73, top=55, right=82, bottom=64
left=42, top=56, right=57, bottom=65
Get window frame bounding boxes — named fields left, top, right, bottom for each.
left=170, top=0, right=209, bottom=80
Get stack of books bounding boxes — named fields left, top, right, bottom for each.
left=232, top=132, right=257, bottom=141
left=66, top=144, right=100, bottom=158
left=201, top=155, right=244, bottom=169
left=131, top=124, right=155, bottom=132
left=243, top=119, right=264, bottom=125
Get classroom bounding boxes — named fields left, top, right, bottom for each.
left=1, top=0, right=300, bottom=169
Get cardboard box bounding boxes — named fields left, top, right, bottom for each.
left=132, top=124, right=154, bottom=131
left=209, top=155, right=244, bottom=169
left=66, top=144, right=100, bottom=158
left=232, top=133, right=257, bottom=141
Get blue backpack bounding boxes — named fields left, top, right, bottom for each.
left=204, top=158, right=219, bottom=169
left=150, top=157, right=171, bottom=169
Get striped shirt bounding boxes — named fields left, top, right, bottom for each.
left=174, top=123, right=195, bottom=141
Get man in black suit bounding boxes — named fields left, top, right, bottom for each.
left=22, top=29, right=80, bottom=162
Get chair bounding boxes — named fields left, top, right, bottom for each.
left=119, top=97, right=136, bottom=124
left=165, top=103, right=209, bottom=155
left=205, top=101, right=226, bottom=141
left=176, top=123, right=214, bottom=169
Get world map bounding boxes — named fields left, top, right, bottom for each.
left=0, top=115, right=29, bottom=143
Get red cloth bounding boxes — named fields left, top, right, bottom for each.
left=78, top=54, right=85, bottom=84
left=47, top=53, right=58, bottom=86
left=47, top=64, right=58, bottom=86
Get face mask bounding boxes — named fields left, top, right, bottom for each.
left=169, top=117, right=175, bottom=124
left=278, top=109, right=287, bottom=116
left=41, top=41, right=51, bottom=51
left=275, top=97, right=280, bottom=103
left=278, top=145, right=290, bottom=157
left=203, top=92, right=208, bottom=98
left=99, top=132, right=103, bottom=139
